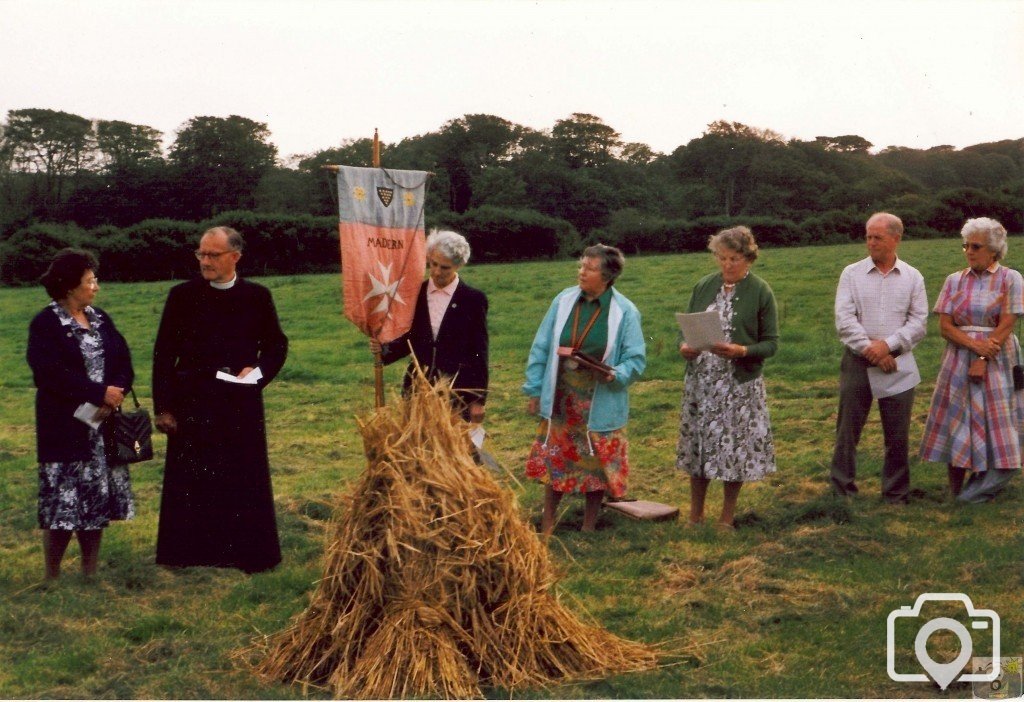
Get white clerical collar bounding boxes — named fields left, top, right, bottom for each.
left=210, top=275, right=237, bottom=290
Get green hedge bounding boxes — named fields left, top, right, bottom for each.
left=3, top=200, right=1020, bottom=286
left=595, top=211, right=809, bottom=254
left=0, top=208, right=579, bottom=286
left=200, top=211, right=339, bottom=276
left=100, top=219, right=201, bottom=282
left=0, top=223, right=85, bottom=285
left=0, top=214, right=338, bottom=286
left=435, top=206, right=580, bottom=261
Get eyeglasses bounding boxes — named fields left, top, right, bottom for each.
left=194, top=250, right=234, bottom=260
left=962, top=243, right=986, bottom=252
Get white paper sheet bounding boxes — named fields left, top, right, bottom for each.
left=216, top=367, right=263, bottom=385
left=675, top=311, right=725, bottom=351
left=74, top=402, right=104, bottom=429
left=867, top=353, right=921, bottom=399
left=469, top=424, right=486, bottom=449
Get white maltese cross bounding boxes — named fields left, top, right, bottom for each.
left=362, top=261, right=407, bottom=316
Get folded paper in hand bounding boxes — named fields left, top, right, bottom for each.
left=469, top=424, right=485, bottom=449
left=74, top=402, right=104, bottom=430
left=866, top=353, right=920, bottom=399
left=675, top=311, right=725, bottom=351
left=216, top=367, right=263, bottom=385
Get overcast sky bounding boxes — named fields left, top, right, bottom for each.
left=2, top=0, right=1021, bottom=161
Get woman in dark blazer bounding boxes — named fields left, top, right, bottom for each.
left=370, top=229, right=488, bottom=421
left=26, top=249, right=135, bottom=579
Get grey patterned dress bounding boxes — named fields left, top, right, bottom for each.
left=38, top=303, right=135, bottom=530
left=676, top=286, right=777, bottom=481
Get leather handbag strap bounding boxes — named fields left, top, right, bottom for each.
left=121, top=387, right=141, bottom=411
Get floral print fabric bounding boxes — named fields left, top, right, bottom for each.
left=526, top=360, right=630, bottom=496
left=676, top=287, right=777, bottom=481
left=37, top=302, right=135, bottom=530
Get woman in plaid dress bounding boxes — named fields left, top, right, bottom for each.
left=920, top=218, right=1024, bottom=502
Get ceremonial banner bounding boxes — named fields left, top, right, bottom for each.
left=337, top=166, right=428, bottom=343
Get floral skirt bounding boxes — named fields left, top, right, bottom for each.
left=676, top=357, right=777, bottom=482
left=38, top=428, right=135, bottom=531
left=525, top=361, right=629, bottom=496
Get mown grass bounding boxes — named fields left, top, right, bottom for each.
left=1, top=238, right=1022, bottom=698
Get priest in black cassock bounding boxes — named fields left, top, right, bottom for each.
left=153, top=226, right=288, bottom=573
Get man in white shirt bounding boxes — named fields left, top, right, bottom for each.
left=831, top=212, right=928, bottom=503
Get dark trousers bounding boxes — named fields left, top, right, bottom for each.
left=830, top=349, right=914, bottom=503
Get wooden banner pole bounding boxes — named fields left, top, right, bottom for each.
left=371, top=128, right=385, bottom=408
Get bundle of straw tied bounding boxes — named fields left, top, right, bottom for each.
left=254, top=370, right=657, bottom=698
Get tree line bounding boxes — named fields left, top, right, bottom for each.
left=1, top=108, right=1021, bottom=284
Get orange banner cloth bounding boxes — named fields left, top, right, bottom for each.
left=337, top=166, right=428, bottom=343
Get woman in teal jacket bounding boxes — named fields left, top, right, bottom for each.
left=677, top=226, right=779, bottom=529
left=524, top=244, right=646, bottom=535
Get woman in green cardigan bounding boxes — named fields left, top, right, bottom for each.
left=676, top=226, right=779, bottom=529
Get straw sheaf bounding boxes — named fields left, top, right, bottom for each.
left=252, top=368, right=657, bottom=698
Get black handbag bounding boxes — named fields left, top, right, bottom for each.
left=105, top=388, right=154, bottom=464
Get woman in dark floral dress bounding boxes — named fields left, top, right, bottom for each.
left=524, top=245, right=646, bottom=535
left=27, top=249, right=135, bottom=579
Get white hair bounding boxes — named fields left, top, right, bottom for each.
left=961, top=217, right=1008, bottom=260
left=426, top=229, right=471, bottom=266
left=866, top=212, right=903, bottom=238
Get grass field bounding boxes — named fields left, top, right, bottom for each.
left=1, top=238, right=1022, bottom=699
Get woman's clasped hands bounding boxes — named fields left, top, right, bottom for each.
left=679, top=342, right=746, bottom=360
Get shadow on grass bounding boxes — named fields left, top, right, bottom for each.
left=737, top=492, right=854, bottom=533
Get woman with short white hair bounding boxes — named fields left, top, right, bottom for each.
left=920, top=217, right=1024, bottom=502
left=370, top=229, right=489, bottom=421
left=425, top=229, right=471, bottom=267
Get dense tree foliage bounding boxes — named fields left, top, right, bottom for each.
left=95, top=120, right=163, bottom=172
left=1, top=106, right=1021, bottom=284
left=2, top=108, right=96, bottom=220
left=169, top=115, right=278, bottom=219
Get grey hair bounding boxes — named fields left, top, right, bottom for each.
left=202, top=226, right=245, bottom=252
left=581, top=244, right=625, bottom=285
left=426, top=229, right=471, bottom=266
left=708, top=225, right=759, bottom=262
left=961, top=217, right=1008, bottom=260
left=866, top=212, right=904, bottom=239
